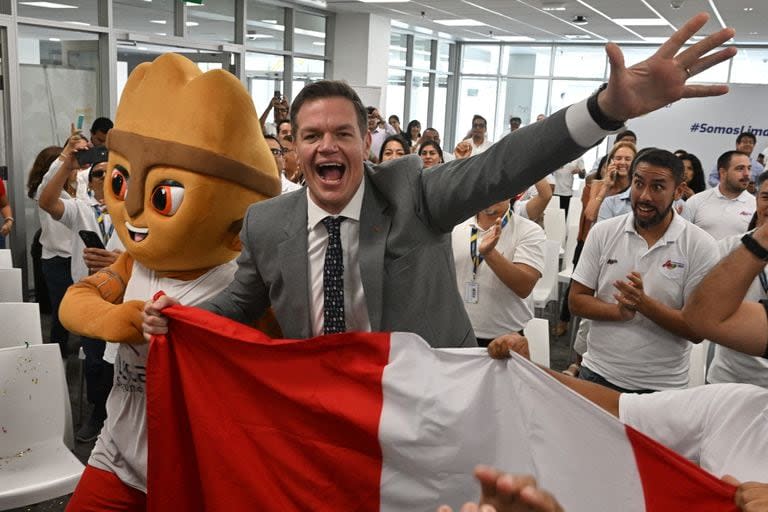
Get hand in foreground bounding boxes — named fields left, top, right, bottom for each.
left=83, top=247, right=120, bottom=274
left=723, top=476, right=768, bottom=512
left=487, top=333, right=530, bottom=360
left=454, top=140, right=472, bottom=159
left=613, top=272, right=645, bottom=321
left=478, top=219, right=501, bottom=256
left=598, top=13, right=736, bottom=122
left=142, top=295, right=179, bottom=342
left=437, top=466, right=564, bottom=512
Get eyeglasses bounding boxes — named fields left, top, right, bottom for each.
left=269, top=148, right=285, bottom=157
left=472, top=123, right=486, bottom=129
left=90, top=170, right=106, bottom=179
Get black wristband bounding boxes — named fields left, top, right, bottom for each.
left=741, top=233, right=768, bottom=261
left=586, top=83, right=625, bottom=131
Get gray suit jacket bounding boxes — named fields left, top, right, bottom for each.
left=204, top=108, right=592, bottom=347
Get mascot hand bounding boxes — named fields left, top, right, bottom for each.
left=100, top=300, right=147, bottom=344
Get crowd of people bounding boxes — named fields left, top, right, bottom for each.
left=10, top=11, right=768, bottom=511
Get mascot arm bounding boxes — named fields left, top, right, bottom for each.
left=60, top=252, right=146, bottom=344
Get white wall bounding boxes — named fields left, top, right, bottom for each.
left=628, top=84, right=768, bottom=171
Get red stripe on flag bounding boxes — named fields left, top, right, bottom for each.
left=625, top=424, right=738, bottom=512
left=146, top=305, right=391, bottom=511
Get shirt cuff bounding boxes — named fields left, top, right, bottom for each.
left=565, top=98, right=623, bottom=149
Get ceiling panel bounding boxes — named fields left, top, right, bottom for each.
left=323, top=0, right=768, bottom=44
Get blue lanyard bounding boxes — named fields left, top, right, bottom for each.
left=92, top=204, right=114, bottom=245
left=469, top=208, right=511, bottom=278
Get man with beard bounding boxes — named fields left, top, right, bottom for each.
left=569, top=149, right=719, bottom=392
left=684, top=150, right=756, bottom=240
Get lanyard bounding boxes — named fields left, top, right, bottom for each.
left=760, top=270, right=768, bottom=296
left=92, top=204, right=114, bottom=245
left=470, top=208, right=511, bottom=278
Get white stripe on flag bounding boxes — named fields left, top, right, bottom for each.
left=379, top=332, right=645, bottom=512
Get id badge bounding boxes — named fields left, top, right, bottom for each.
left=464, top=281, right=479, bottom=304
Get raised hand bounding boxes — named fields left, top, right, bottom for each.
left=598, top=13, right=736, bottom=122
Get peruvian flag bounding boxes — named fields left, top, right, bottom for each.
left=146, top=304, right=737, bottom=511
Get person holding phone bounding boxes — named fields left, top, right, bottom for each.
left=39, top=136, right=124, bottom=443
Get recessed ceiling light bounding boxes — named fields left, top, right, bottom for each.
left=643, top=36, right=672, bottom=43
left=495, top=35, right=536, bottom=42
left=185, top=1, right=204, bottom=5
left=247, top=33, right=273, bottom=39
left=614, top=18, right=667, bottom=26
left=391, top=20, right=409, bottom=29
left=149, top=19, right=166, bottom=24
left=65, top=21, right=90, bottom=26
left=155, top=32, right=166, bottom=36
left=434, top=18, right=486, bottom=26
left=744, top=7, right=754, bottom=11
left=261, top=19, right=277, bottom=24
left=313, top=41, right=325, bottom=46
left=185, top=21, right=199, bottom=27
left=542, top=2, right=566, bottom=11
left=19, top=1, right=77, bottom=7
left=48, top=37, right=61, bottom=41
left=414, top=26, right=433, bottom=35
left=749, top=31, right=759, bottom=35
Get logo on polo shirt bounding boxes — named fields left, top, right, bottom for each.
left=606, top=259, right=618, bottom=265
left=662, top=260, right=686, bottom=270
left=740, top=211, right=753, bottom=216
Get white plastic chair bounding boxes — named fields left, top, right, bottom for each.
left=0, top=302, right=43, bottom=348
left=0, top=268, right=22, bottom=302
left=0, top=249, right=12, bottom=269
left=558, top=222, right=579, bottom=278
left=525, top=317, right=550, bottom=368
left=533, top=240, right=561, bottom=321
left=543, top=208, right=566, bottom=252
left=0, top=344, right=84, bottom=509
left=688, top=339, right=710, bottom=388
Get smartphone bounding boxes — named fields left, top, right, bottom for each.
left=274, top=90, right=281, bottom=99
left=76, top=114, right=85, bottom=131
left=79, top=230, right=105, bottom=250
left=76, top=146, right=109, bottom=167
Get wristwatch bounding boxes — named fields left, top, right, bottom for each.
left=741, top=233, right=768, bottom=261
left=586, top=83, right=625, bottom=131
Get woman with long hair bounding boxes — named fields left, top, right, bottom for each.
left=379, top=135, right=410, bottom=163
left=583, top=141, right=637, bottom=223
left=28, top=143, right=76, bottom=358
left=403, top=120, right=421, bottom=152
left=679, top=152, right=706, bottom=200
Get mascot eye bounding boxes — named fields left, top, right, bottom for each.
left=151, top=181, right=184, bottom=216
left=111, top=167, right=128, bottom=200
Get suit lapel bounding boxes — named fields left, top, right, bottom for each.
left=358, top=174, right=391, bottom=331
left=277, top=193, right=312, bottom=338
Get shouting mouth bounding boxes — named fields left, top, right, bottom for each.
left=317, top=162, right=346, bottom=183
left=126, top=221, right=149, bottom=243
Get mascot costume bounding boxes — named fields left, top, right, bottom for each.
left=60, top=53, right=280, bottom=509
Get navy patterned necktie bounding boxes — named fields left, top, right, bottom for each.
left=322, top=216, right=346, bottom=334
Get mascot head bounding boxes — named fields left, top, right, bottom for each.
left=105, top=53, right=279, bottom=273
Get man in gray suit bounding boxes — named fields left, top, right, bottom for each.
left=144, top=14, right=735, bottom=348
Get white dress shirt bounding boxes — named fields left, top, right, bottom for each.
left=306, top=181, right=371, bottom=336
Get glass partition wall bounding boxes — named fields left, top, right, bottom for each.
left=0, top=0, right=330, bottom=297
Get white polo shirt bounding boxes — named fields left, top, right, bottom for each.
left=470, top=138, right=493, bottom=156
left=572, top=212, right=719, bottom=390
left=552, top=158, right=584, bottom=197
left=452, top=213, right=545, bottom=337
left=620, top=383, right=768, bottom=483
left=681, top=187, right=755, bottom=240
left=707, top=231, right=768, bottom=388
